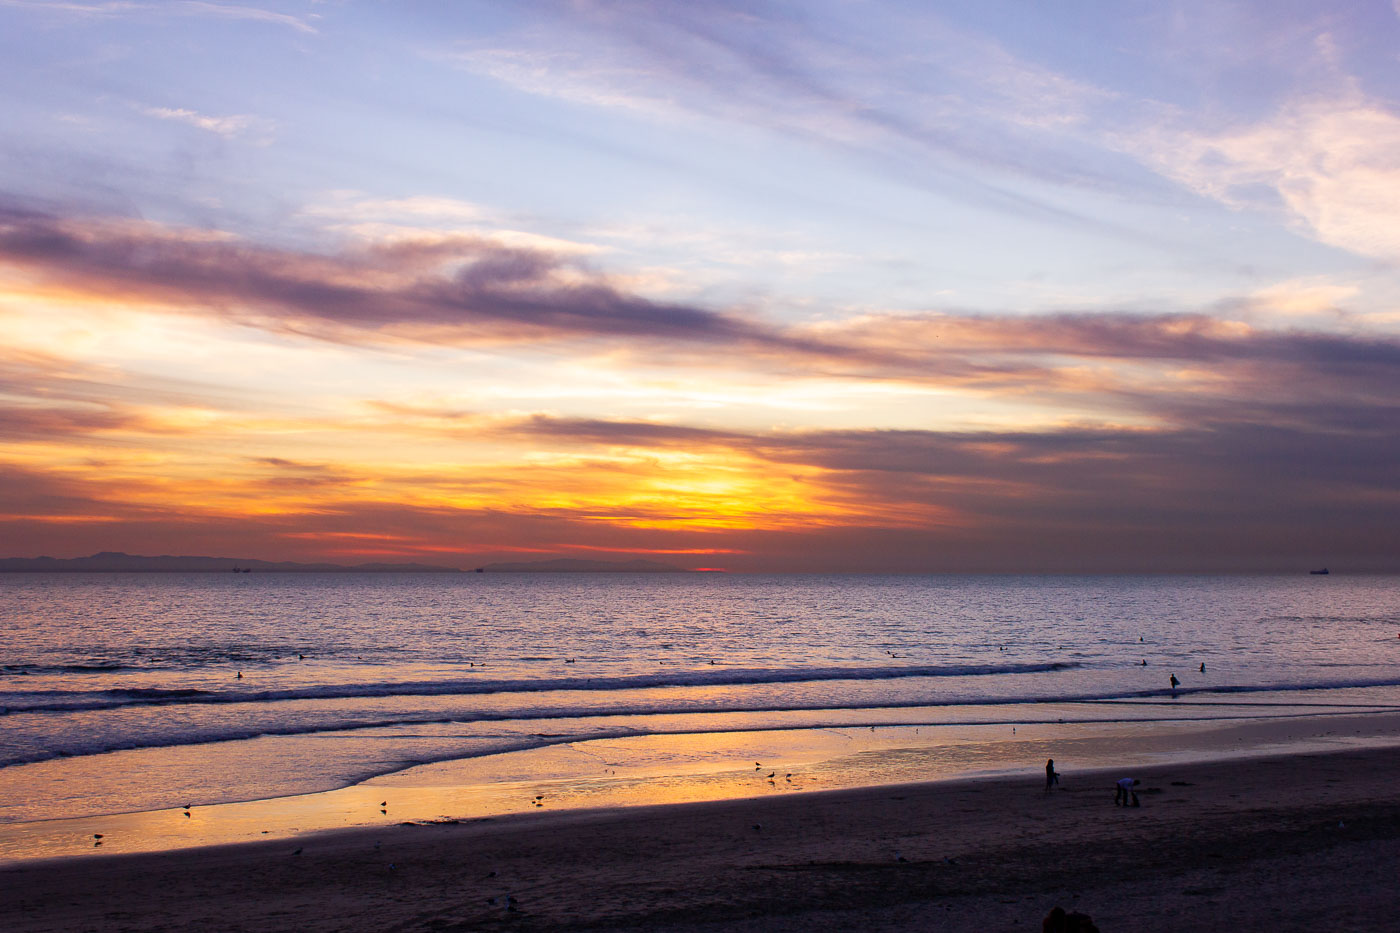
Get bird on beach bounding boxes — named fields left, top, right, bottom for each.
left=183, top=811, right=190, bottom=818
left=93, top=833, right=103, bottom=839
left=380, top=801, right=387, bottom=807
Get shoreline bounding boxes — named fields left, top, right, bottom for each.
left=5, top=702, right=1400, bottom=866
left=5, top=742, right=1400, bottom=931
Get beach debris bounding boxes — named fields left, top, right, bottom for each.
left=93, top=833, right=103, bottom=839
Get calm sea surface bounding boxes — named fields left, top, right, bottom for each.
left=3, top=572, right=1398, bottom=822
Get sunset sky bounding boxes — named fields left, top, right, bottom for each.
left=2, top=0, right=1398, bottom=572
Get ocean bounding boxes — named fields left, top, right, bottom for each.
left=3, top=572, right=1399, bottom=850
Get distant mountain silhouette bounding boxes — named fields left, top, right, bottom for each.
left=0, top=551, right=462, bottom=573
left=479, top=558, right=687, bottom=573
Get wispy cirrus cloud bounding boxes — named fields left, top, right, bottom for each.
left=444, top=0, right=1144, bottom=226
left=0, top=0, right=318, bottom=33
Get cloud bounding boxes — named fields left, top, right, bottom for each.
left=0, top=206, right=820, bottom=353
left=1130, top=90, right=1400, bottom=260
left=139, top=106, right=262, bottom=138
left=0, top=0, right=317, bottom=33
left=443, top=0, right=1152, bottom=229
left=1241, top=278, right=1360, bottom=317
left=5, top=203, right=1400, bottom=424
left=7, top=405, right=1397, bottom=570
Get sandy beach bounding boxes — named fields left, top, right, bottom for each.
left=5, top=740, right=1400, bottom=932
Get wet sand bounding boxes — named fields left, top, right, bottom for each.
left=5, top=742, right=1400, bottom=932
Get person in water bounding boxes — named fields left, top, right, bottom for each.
left=1045, top=758, right=1060, bottom=792
left=1169, top=673, right=1180, bottom=693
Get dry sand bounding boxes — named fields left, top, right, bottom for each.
left=4, top=743, right=1400, bottom=932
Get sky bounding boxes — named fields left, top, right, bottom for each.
left=1, top=0, right=1398, bottom=572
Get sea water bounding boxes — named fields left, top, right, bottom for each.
left=3, top=572, right=1398, bottom=829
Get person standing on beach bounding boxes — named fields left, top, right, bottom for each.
left=1169, top=673, right=1180, bottom=694
left=1045, top=758, right=1059, bottom=792
left=1114, top=777, right=1140, bottom=807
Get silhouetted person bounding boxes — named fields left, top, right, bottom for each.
left=1045, top=758, right=1059, bottom=792
left=1044, top=905, right=1100, bottom=933
left=1169, top=673, right=1180, bottom=693
left=1115, top=777, right=1140, bottom=806
left=1199, top=662, right=1205, bottom=673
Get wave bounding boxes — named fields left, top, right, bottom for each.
left=2, top=662, right=132, bottom=675
left=0, top=661, right=1078, bottom=714
left=4, top=674, right=1400, bottom=772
